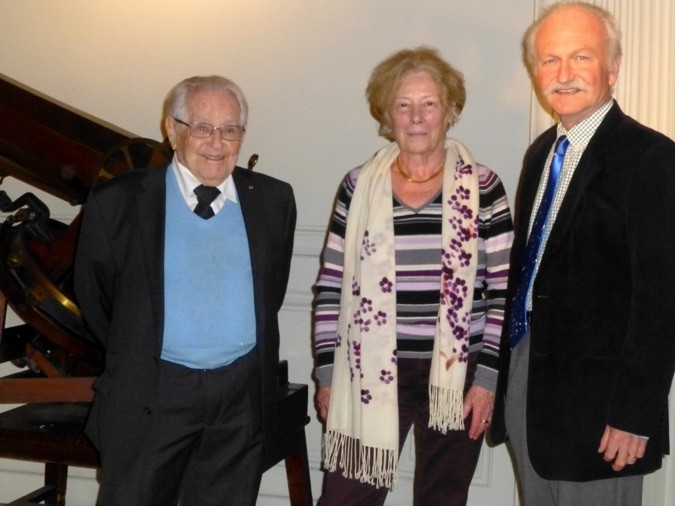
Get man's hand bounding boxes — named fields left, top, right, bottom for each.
left=598, top=425, right=648, bottom=471
left=463, top=385, right=495, bottom=440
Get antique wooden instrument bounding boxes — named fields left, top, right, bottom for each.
left=0, top=73, right=171, bottom=393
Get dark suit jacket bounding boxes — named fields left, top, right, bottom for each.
left=74, top=164, right=296, bottom=482
left=491, top=102, right=675, bottom=481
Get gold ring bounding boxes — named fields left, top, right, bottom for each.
left=481, top=419, right=490, bottom=424
left=628, top=453, right=637, bottom=459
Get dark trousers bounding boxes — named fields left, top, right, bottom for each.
left=99, top=351, right=263, bottom=506
left=319, top=357, right=484, bottom=506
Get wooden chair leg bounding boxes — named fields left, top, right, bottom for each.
left=284, top=430, right=313, bottom=506
left=45, top=462, right=68, bottom=506
left=6, top=463, right=67, bottom=505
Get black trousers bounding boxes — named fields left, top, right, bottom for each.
left=319, top=357, right=483, bottom=506
left=99, top=350, right=263, bottom=506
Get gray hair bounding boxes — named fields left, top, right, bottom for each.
left=523, top=1, right=622, bottom=72
left=164, top=75, right=249, bottom=127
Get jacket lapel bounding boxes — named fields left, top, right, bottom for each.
left=232, top=166, right=259, bottom=259
left=137, top=167, right=167, bottom=349
left=510, top=128, right=556, bottom=277
left=519, top=131, right=557, bottom=238
left=232, top=167, right=265, bottom=340
left=544, top=103, right=623, bottom=255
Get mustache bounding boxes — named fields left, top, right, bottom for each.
left=543, top=82, right=587, bottom=95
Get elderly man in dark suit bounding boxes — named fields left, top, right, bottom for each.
left=491, top=2, right=675, bottom=505
left=74, top=75, right=296, bottom=505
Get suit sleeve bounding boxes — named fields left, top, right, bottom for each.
left=278, top=183, right=297, bottom=310
left=608, top=136, right=675, bottom=438
left=74, top=191, right=114, bottom=347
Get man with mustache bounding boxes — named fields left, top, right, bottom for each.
left=75, top=75, right=296, bottom=505
left=490, top=2, right=675, bottom=505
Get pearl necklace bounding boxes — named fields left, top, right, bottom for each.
left=396, top=156, right=444, bottom=184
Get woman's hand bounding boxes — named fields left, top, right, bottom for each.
left=316, top=386, right=331, bottom=423
left=463, top=385, right=495, bottom=440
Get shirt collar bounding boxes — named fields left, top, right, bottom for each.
left=557, top=99, right=614, bottom=149
left=169, top=154, right=238, bottom=207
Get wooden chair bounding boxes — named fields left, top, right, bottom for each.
left=0, top=295, right=312, bottom=505
left=0, top=381, right=312, bottom=505
left=0, top=286, right=98, bottom=506
left=0, top=402, right=97, bottom=505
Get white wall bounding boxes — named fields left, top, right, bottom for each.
left=0, top=1, right=671, bottom=505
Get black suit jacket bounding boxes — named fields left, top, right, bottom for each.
left=74, top=164, right=296, bottom=482
left=491, top=102, right=675, bottom=480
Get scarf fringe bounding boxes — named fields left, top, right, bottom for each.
left=428, top=385, right=465, bottom=433
left=324, top=430, right=398, bottom=489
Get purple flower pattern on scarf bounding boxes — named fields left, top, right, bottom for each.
left=440, top=157, right=478, bottom=364
left=353, top=297, right=373, bottom=332
left=373, top=310, right=387, bottom=326
left=361, top=230, right=377, bottom=260
left=348, top=338, right=364, bottom=381
left=355, top=212, right=400, bottom=401
left=379, top=369, right=394, bottom=384
left=379, top=277, right=393, bottom=293
left=353, top=340, right=361, bottom=369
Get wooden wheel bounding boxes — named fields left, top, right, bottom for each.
left=97, top=137, right=172, bottom=183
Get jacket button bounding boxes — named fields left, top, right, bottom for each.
left=143, top=407, right=152, bottom=415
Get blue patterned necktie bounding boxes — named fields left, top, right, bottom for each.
left=193, top=184, right=221, bottom=219
left=509, top=135, right=569, bottom=348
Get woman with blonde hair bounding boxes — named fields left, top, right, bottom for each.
left=312, top=47, right=513, bottom=505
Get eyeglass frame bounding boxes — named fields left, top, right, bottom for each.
left=172, top=117, right=246, bottom=141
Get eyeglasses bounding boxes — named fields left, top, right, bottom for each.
left=173, top=117, right=245, bottom=141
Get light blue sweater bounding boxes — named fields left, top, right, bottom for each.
left=161, top=171, right=256, bottom=369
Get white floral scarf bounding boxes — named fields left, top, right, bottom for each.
left=323, top=140, right=480, bottom=488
